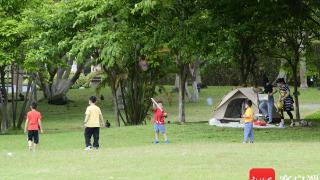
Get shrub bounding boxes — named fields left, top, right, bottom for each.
left=71, top=72, right=99, bottom=89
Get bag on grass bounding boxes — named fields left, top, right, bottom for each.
left=254, top=120, right=267, bottom=126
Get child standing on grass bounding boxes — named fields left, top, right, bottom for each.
left=84, top=96, right=105, bottom=150
left=24, top=102, right=43, bottom=152
left=242, top=100, right=254, bottom=144
left=152, top=100, right=169, bottom=144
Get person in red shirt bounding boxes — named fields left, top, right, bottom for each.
left=152, top=100, right=169, bottom=144
left=24, top=102, right=43, bottom=151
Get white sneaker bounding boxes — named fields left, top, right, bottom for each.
left=279, top=122, right=285, bottom=128
left=84, top=146, right=92, bottom=151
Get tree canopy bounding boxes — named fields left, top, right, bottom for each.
left=0, top=0, right=319, bottom=131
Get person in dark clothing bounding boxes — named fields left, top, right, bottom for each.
left=276, top=78, right=294, bottom=127
left=262, top=77, right=277, bottom=123
left=84, top=96, right=105, bottom=150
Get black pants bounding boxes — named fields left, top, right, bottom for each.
left=280, top=110, right=293, bottom=120
left=84, top=127, right=100, bottom=148
left=28, top=130, right=39, bottom=144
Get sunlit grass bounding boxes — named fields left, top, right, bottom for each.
left=1, top=86, right=319, bottom=179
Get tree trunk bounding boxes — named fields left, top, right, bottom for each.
left=14, top=66, right=20, bottom=127
left=299, top=55, right=308, bottom=89
left=237, top=37, right=258, bottom=86
left=185, top=82, right=191, bottom=100
left=191, top=81, right=199, bottom=102
left=293, top=51, right=301, bottom=121
left=0, top=67, right=9, bottom=133
left=238, top=54, right=253, bottom=86
left=11, top=65, right=15, bottom=127
left=111, top=87, right=120, bottom=127
left=33, top=85, right=37, bottom=102
left=238, top=38, right=250, bottom=86
left=11, top=64, right=18, bottom=128
left=17, top=79, right=33, bottom=128
left=293, top=68, right=301, bottom=121
left=120, top=81, right=129, bottom=125
left=110, top=67, right=124, bottom=127
left=195, top=63, right=202, bottom=84
left=106, top=68, right=120, bottom=127
left=178, top=63, right=188, bottom=123
left=188, top=60, right=200, bottom=102
left=116, top=86, right=126, bottom=126
left=239, top=56, right=247, bottom=86
left=38, top=62, right=83, bottom=105
left=47, top=79, right=72, bottom=105
left=172, top=74, right=180, bottom=92
left=0, top=103, right=9, bottom=133
left=273, top=59, right=287, bottom=84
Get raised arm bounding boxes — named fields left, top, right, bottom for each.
left=152, top=102, right=157, bottom=110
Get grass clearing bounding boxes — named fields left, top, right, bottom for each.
left=1, top=86, right=320, bottom=179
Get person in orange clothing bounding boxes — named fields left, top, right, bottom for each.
left=24, top=102, right=43, bottom=151
left=242, top=100, right=254, bottom=144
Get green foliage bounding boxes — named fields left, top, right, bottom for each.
left=63, top=0, right=174, bottom=125
left=1, top=0, right=319, bottom=125
left=71, top=74, right=89, bottom=89
left=22, top=0, right=90, bottom=73
left=71, top=72, right=99, bottom=89
left=306, top=40, right=320, bottom=77
left=0, top=3, right=23, bottom=66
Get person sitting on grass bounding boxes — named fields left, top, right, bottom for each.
left=242, top=100, right=254, bottom=144
left=84, top=96, right=105, bottom=150
left=24, top=102, right=43, bottom=152
left=152, top=100, right=169, bottom=144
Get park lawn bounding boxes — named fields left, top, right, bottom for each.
left=1, top=86, right=320, bottom=180
left=1, top=125, right=320, bottom=180
left=306, top=111, right=320, bottom=120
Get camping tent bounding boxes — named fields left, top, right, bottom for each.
left=213, top=87, right=281, bottom=122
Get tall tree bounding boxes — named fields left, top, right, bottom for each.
left=67, top=0, right=171, bottom=125
left=140, top=0, right=212, bottom=123
left=23, top=0, right=86, bottom=105
left=270, top=0, right=320, bottom=120
left=207, top=0, right=279, bottom=86
left=0, top=0, right=30, bottom=132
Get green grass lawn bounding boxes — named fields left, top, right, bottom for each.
left=1, top=86, right=320, bottom=180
